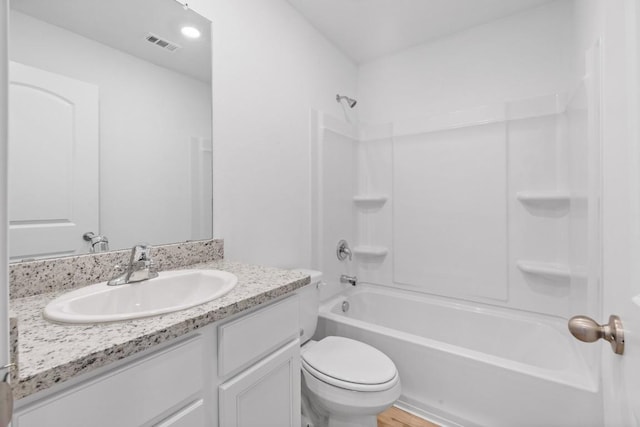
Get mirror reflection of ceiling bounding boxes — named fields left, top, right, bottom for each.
left=11, top=0, right=211, bottom=83
left=286, top=0, right=555, bottom=63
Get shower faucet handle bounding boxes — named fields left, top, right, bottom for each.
left=336, top=240, right=353, bottom=261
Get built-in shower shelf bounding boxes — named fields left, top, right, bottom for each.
left=353, top=246, right=389, bottom=259
left=353, top=195, right=388, bottom=208
left=516, top=192, right=570, bottom=208
left=516, top=261, right=571, bottom=281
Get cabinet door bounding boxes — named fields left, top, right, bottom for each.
left=219, top=340, right=300, bottom=427
left=13, top=337, right=205, bottom=427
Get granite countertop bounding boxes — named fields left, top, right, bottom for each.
left=10, top=260, right=310, bottom=400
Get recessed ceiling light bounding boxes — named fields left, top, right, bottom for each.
left=181, top=26, right=201, bottom=39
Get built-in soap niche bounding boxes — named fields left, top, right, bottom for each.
left=516, top=192, right=571, bottom=217
left=353, top=246, right=389, bottom=262
left=516, top=261, right=572, bottom=297
left=353, top=195, right=388, bottom=212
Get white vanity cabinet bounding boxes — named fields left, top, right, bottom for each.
left=12, top=295, right=301, bottom=427
left=217, top=296, right=301, bottom=427
left=12, top=335, right=211, bottom=427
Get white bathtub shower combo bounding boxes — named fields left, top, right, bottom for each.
left=306, top=2, right=619, bottom=425
left=316, top=284, right=599, bottom=427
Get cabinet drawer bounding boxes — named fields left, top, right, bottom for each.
left=155, top=400, right=205, bottom=427
left=218, top=296, right=299, bottom=377
left=13, top=336, right=204, bottom=427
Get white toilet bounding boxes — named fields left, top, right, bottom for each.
left=296, top=270, right=401, bottom=427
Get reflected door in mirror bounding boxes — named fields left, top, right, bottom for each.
left=9, top=62, right=99, bottom=261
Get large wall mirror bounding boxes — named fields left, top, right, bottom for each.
left=8, top=0, right=212, bottom=261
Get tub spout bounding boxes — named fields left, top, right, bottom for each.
left=340, top=274, right=357, bottom=286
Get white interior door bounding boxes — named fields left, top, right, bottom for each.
left=8, top=62, right=99, bottom=261
left=598, top=0, right=640, bottom=425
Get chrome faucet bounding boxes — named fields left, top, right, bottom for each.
left=107, top=244, right=159, bottom=286
left=83, top=232, right=110, bottom=253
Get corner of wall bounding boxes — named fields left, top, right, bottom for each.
left=0, top=0, right=11, bottom=365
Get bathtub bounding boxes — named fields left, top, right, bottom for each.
left=315, top=284, right=602, bottom=427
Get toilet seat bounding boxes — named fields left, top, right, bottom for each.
left=302, top=336, right=399, bottom=392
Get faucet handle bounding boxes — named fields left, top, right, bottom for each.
left=336, top=240, right=353, bottom=261
left=130, top=244, right=152, bottom=262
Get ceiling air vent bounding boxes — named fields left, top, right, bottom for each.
left=145, top=33, right=182, bottom=52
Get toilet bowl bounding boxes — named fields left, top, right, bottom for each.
left=295, top=270, right=401, bottom=427
left=301, top=337, right=401, bottom=427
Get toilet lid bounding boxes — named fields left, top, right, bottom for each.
left=302, top=336, right=397, bottom=389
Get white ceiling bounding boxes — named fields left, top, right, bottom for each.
left=11, top=0, right=211, bottom=83
left=286, top=0, right=556, bottom=63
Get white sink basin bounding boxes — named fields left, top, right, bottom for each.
left=43, top=269, right=238, bottom=324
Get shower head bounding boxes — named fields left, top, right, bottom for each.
left=336, top=94, right=357, bottom=108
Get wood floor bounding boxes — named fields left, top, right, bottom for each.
left=378, top=407, right=440, bottom=427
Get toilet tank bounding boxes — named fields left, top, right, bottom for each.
left=294, top=269, right=322, bottom=344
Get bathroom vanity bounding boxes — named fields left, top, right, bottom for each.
left=9, top=256, right=309, bottom=427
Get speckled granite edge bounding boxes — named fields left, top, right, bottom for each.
left=10, top=261, right=310, bottom=400
left=10, top=239, right=224, bottom=299
left=9, top=317, right=18, bottom=384
left=11, top=285, right=304, bottom=399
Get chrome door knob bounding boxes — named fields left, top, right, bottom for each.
left=568, top=315, right=624, bottom=355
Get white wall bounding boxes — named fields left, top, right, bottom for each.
left=0, top=0, right=9, bottom=363
left=206, top=0, right=358, bottom=268
left=573, top=0, right=601, bottom=72
left=9, top=11, right=212, bottom=250
left=357, top=0, right=576, bottom=125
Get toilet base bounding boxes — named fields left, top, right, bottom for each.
left=327, top=415, right=377, bottom=427
left=302, top=403, right=378, bottom=427
left=302, top=372, right=398, bottom=427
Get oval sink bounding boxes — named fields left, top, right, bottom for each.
left=43, top=269, right=238, bottom=324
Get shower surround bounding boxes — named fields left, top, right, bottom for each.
left=311, top=3, right=602, bottom=424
